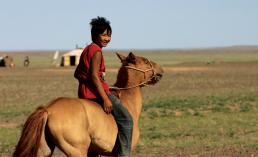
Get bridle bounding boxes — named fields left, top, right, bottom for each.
left=110, top=59, right=156, bottom=90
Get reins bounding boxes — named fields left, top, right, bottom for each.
left=110, top=59, right=156, bottom=90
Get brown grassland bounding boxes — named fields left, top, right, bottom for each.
left=1, top=47, right=258, bottom=156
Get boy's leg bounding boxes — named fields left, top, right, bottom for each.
left=108, top=94, right=133, bottom=157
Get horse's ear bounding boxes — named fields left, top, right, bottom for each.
left=116, top=53, right=127, bottom=62
left=126, top=52, right=136, bottom=64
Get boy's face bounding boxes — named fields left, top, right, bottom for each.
left=97, top=29, right=111, bottom=48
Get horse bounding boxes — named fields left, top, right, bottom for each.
left=13, top=52, right=164, bottom=157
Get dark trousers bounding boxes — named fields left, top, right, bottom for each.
left=90, top=94, right=133, bottom=157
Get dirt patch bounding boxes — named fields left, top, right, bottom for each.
left=107, top=67, right=214, bottom=73
left=0, top=122, right=18, bottom=129
left=0, top=66, right=214, bottom=77
left=163, top=67, right=215, bottom=72
left=41, top=68, right=75, bottom=74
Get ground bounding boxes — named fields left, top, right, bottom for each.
left=1, top=49, right=258, bottom=156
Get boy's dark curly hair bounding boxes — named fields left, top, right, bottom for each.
left=90, top=16, right=112, bottom=42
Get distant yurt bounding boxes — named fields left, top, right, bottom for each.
left=60, top=48, right=83, bottom=66
left=0, top=55, right=15, bottom=67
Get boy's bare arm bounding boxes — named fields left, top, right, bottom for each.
left=90, top=51, right=112, bottom=114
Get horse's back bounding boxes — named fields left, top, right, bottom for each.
left=46, top=97, right=90, bottom=147
left=46, top=97, right=118, bottom=154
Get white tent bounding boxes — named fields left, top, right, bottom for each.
left=60, top=48, right=83, bottom=66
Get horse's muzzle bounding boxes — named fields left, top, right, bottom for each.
left=148, top=73, right=163, bottom=84
left=154, top=73, right=163, bottom=82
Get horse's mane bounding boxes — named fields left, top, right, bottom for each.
left=113, top=66, right=129, bottom=88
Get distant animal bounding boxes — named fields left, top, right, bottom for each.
left=23, top=56, right=30, bottom=67
left=13, top=52, right=164, bottom=157
left=0, top=55, right=15, bottom=67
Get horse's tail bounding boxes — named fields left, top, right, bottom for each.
left=13, top=106, right=48, bottom=157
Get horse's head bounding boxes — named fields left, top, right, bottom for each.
left=115, top=52, right=164, bottom=88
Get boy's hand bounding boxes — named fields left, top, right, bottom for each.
left=103, top=98, right=113, bottom=114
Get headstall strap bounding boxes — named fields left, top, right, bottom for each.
left=110, top=59, right=155, bottom=90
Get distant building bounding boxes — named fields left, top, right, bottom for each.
left=0, top=55, right=15, bottom=67
left=60, top=48, right=83, bottom=66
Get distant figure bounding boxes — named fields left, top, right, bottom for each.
left=24, top=56, right=30, bottom=67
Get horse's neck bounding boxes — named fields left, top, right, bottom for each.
left=120, top=88, right=143, bottom=121
left=114, top=69, right=143, bottom=120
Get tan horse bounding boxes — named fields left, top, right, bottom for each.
left=13, top=52, right=164, bottom=157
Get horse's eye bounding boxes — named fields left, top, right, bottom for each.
left=144, top=59, right=149, bottom=64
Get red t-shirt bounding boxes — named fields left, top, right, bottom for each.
left=74, top=43, right=110, bottom=98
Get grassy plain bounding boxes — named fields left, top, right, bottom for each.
left=1, top=47, right=258, bottom=156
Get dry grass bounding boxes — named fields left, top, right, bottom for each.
left=1, top=49, right=258, bottom=156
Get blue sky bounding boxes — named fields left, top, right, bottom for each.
left=1, top=0, right=258, bottom=50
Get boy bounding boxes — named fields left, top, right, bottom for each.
left=74, top=16, right=133, bottom=157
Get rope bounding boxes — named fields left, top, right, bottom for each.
left=110, top=59, right=155, bottom=90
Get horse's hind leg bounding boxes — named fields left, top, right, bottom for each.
left=88, top=152, right=100, bottom=157
left=55, top=134, right=91, bottom=157
left=58, top=141, right=89, bottom=157
left=37, top=126, right=55, bottom=157
left=37, top=143, right=55, bottom=157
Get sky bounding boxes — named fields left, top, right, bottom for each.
left=1, top=0, right=258, bottom=50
